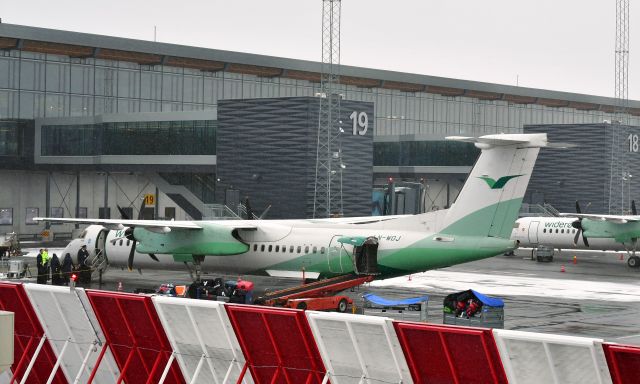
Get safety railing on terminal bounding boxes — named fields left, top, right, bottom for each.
left=1, top=281, right=640, bottom=384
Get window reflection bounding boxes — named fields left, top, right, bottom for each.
left=41, top=120, right=216, bottom=156
left=373, top=141, right=480, bottom=167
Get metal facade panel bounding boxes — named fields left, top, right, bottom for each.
left=0, top=282, right=66, bottom=384
left=23, top=284, right=119, bottom=383
left=85, top=290, right=184, bottom=384
left=602, top=343, right=640, bottom=384
left=152, top=296, right=252, bottom=384
left=306, top=311, right=412, bottom=384
left=224, top=304, right=326, bottom=384
left=217, top=97, right=373, bottom=219
left=394, top=322, right=507, bottom=384
left=493, top=329, right=612, bottom=384
left=525, top=123, right=640, bottom=214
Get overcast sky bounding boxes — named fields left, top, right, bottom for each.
left=4, top=0, right=639, bottom=99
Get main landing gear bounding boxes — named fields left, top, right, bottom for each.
left=184, top=255, right=205, bottom=281
left=624, top=239, right=640, bottom=268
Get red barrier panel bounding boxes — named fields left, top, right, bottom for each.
left=394, top=322, right=507, bottom=384
left=85, top=290, right=184, bottom=384
left=0, top=282, right=66, bottom=384
left=603, top=343, right=640, bottom=384
left=225, top=304, right=327, bottom=384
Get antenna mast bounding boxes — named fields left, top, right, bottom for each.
left=313, top=0, right=342, bottom=218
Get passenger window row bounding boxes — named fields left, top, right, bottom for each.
left=252, top=244, right=325, bottom=254
left=116, top=239, right=131, bottom=246
left=542, top=228, right=576, bottom=234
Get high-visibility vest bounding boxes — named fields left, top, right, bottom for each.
left=42, top=251, right=49, bottom=264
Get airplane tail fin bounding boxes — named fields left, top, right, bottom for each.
left=438, top=133, right=548, bottom=238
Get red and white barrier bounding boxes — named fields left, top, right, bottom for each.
left=2, top=282, right=639, bottom=384
left=306, top=311, right=412, bottom=384
left=0, top=282, right=66, bottom=384
left=602, top=342, right=640, bottom=384
left=152, top=296, right=252, bottom=384
left=394, top=322, right=507, bottom=384
left=85, top=290, right=184, bottom=384
left=225, top=304, right=327, bottom=384
left=493, top=329, right=612, bottom=384
left=23, top=285, right=119, bottom=383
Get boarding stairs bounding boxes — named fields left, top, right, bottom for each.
left=255, top=273, right=374, bottom=307
left=90, top=249, right=108, bottom=279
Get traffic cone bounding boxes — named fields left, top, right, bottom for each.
left=561, top=265, right=566, bottom=273
left=408, top=274, right=412, bottom=281
left=573, top=255, right=577, bottom=264
left=117, top=281, right=123, bottom=291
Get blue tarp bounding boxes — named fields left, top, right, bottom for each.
left=471, top=290, right=504, bottom=307
left=363, top=293, right=429, bottom=307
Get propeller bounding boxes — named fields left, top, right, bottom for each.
left=122, top=199, right=158, bottom=271
left=572, top=201, right=590, bottom=247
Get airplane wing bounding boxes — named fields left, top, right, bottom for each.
left=34, top=217, right=260, bottom=231
left=558, top=213, right=640, bottom=224
left=34, top=217, right=203, bottom=230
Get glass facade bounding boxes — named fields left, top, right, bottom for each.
left=1, top=47, right=638, bottom=166
left=0, top=119, right=33, bottom=166
left=41, top=124, right=98, bottom=156
left=0, top=120, right=20, bottom=156
left=41, top=120, right=216, bottom=156
left=374, top=141, right=480, bottom=166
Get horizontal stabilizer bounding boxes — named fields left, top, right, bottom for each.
left=446, top=133, right=548, bottom=148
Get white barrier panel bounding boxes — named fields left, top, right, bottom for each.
left=493, top=329, right=612, bottom=384
left=23, top=284, right=119, bottom=383
left=152, top=296, right=252, bottom=384
left=305, top=311, right=413, bottom=384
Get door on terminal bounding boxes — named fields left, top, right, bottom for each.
left=141, top=207, right=155, bottom=220
left=528, top=221, right=540, bottom=244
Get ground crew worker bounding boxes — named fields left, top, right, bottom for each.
left=36, top=249, right=46, bottom=284
left=50, top=253, right=62, bottom=285
left=61, top=253, right=73, bottom=285
left=42, top=248, right=50, bottom=282
left=77, top=245, right=90, bottom=284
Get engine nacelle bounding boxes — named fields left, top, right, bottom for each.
left=134, top=222, right=249, bottom=255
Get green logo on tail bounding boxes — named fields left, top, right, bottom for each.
left=478, top=175, right=524, bottom=189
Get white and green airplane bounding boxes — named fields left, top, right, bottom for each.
left=512, top=201, right=640, bottom=268
left=36, top=133, right=548, bottom=280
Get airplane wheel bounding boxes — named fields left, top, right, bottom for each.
left=628, top=256, right=640, bottom=268
left=337, top=298, right=348, bottom=313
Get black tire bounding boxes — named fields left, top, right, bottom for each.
left=628, top=256, right=640, bottom=268
left=296, top=302, right=307, bottom=310
left=337, top=298, right=348, bottom=313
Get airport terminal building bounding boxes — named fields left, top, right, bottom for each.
left=1, top=23, right=640, bottom=235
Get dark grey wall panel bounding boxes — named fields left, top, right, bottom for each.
left=217, top=97, right=374, bottom=219
left=524, top=123, right=640, bottom=214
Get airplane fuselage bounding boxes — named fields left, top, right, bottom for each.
left=67, top=219, right=516, bottom=280
left=511, top=217, right=625, bottom=251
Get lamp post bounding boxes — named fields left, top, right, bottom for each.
left=622, top=171, right=633, bottom=214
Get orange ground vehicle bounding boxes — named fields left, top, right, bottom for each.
left=255, top=273, right=373, bottom=312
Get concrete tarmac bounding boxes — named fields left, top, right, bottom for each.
left=5, top=247, right=640, bottom=345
